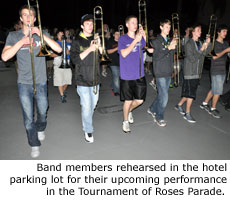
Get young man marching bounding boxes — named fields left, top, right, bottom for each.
left=118, top=15, right=146, bottom=133
left=147, top=19, right=177, bottom=127
left=200, top=25, right=230, bottom=118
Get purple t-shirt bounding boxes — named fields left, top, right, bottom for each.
left=118, top=34, right=145, bottom=80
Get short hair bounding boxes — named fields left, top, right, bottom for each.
left=160, top=19, right=171, bottom=27
left=217, top=24, right=228, bottom=33
left=125, top=15, right=137, bottom=24
left=191, top=23, right=201, bottom=31
left=19, top=5, right=36, bottom=17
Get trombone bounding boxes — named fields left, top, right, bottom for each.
left=27, top=0, right=36, bottom=94
left=118, top=25, right=124, bottom=36
left=207, top=14, right=217, bottom=57
left=172, top=13, right=183, bottom=87
left=93, top=6, right=111, bottom=94
left=138, top=0, right=148, bottom=48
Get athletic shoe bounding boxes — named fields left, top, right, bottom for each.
left=84, top=132, right=94, bottom=143
left=154, top=119, right=167, bottom=127
left=61, top=95, right=66, bottom=103
left=38, top=131, right=45, bottom=141
left=200, top=103, right=210, bottom=112
left=128, top=112, right=134, bottom=124
left=149, top=80, right=157, bottom=90
left=208, top=109, right=221, bottom=119
left=174, top=104, right=185, bottom=115
left=183, top=113, right=196, bottom=123
left=122, top=121, right=130, bottom=133
left=169, top=83, right=173, bottom=88
left=31, top=146, right=40, bottom=158
left=147, top=108, right=156, bottom=119
left=101, top=70, right=107, bottom=77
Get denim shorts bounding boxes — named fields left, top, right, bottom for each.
left=211, top=74, right=225, bottom=95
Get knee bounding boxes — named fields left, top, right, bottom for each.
left=136, top=99, right=144, bottom=106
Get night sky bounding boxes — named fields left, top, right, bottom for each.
left=0, top=0, right=227, bottom=35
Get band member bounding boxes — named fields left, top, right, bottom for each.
left=118, top=15, right=147, bottom=133
left=107, top=30, right=120, bottom=96
left=200, top=25, right=230, bottom=118
left=70, top=14, right=102, bottom=143
left=53, top=30, right=72, bottom=103
left=147, top=19, right=176, bottom=127
left=1, top=5, right=62, bottom=158
left=175, top=24, right=211, bottom=123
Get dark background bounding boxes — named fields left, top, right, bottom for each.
left=0, top=0, right=229, bottom=35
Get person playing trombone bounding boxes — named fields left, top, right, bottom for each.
left=200, top=24, right=230, bottom=118
left=118, top=15, right=147, bottom=133
left=175, top=23, right=211, bottom=123
left=1, top=4, right=62, bottom=158
left=70, top=14, right=102, bottom=143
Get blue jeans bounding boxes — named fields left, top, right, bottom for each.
left=18, top=83, right=48, bottom=147
left=211, top=74, right=225, bottom=95
left=149, top=77, right=171, bottom=120
left=77, top=85, right=99, bottom=133
left=110, top=66, right=120, bottom=93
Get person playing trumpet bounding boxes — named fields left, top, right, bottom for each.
left=1, top=4, right=62, bottom=158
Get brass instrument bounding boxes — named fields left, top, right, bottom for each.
left=60, top=36, right=71, bottom=69
left=207, top=14, right=217, bottom=57
left=172, top=13, right=183, bottom=87
left=93, top=6, right=111, bottom=94
left=34, top=0, right=51, bottom=57
left=27, top=0, right=36, bottom=94
left=138, top=0, right=148, bottom=48
left=118, top=25, right=124, bottom=36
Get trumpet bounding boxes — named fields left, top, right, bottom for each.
left=138, top=0, right=148, bottom=49
left=118, top=25, right=124, bottom=36
left=207, top=14, right=217, bottom=57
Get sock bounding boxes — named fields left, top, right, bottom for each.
left=202, top=102, right=208, bottom=105
left=211, top=107, right=216, bottom=111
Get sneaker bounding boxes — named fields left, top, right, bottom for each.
left=31, top=146, right=40, bottom=158
left=174, top=104, right=185, bottom=115
left=38, top=131, right=45, bottom=141
left=149, top=80, right=157, bottom=90
left=63, top=90, right=67, bottom=97
left=183, top=113, right=196, bottom=123
left=128, top=112, right=134, bottom=124
left=61, top=95, right=66, bottom=103
left=169, top=83, right=173, bottom=88
left=101, top=70, right=107, bottom=77
left=208, top=108, right=221, bottom=119
left=122, top=121, right=130, bottom=133
left=84, top=132, right=94, bottom=143
left=147, top=108, right=156, bottom=119
left=200, top=103, right=210, bottom=112
left=154, top=119, right=167, bottom=127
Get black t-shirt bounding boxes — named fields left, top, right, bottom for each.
left=106, top=38, right=119, bottom=66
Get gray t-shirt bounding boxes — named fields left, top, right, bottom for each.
left=211, top=40, right=229, bottom=75
left=5, top=29, right=49, bottom=84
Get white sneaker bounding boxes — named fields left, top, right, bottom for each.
left=122, top=121, right=130, bottom=133
left=31, top=146, right=40, bottom=158
left=38, top=131, right=45, bottom=141
left=84, top=132, right=94, bottom=143
left=128, top=112, right=134, bottom=124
